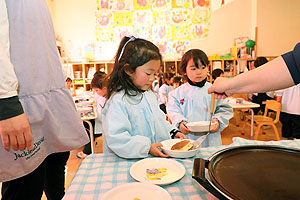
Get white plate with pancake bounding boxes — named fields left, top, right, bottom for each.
left=130, top=158, right=185, bottom=185
left=161, top=139, right=197, bottom=158
left=102, top=182, right=172, bottom=200
left=186, top=121, right=218, bottom=132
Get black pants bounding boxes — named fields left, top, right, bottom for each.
left=82, top=120, right=99, bottom=155
left=1, top=151, right=70, bottom=200
left=251, top=93, right=273, bottom=115
left=280, top=112, right=300, bottom=139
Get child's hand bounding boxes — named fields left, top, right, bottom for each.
left=149, top=143, right=169, bottom=158
left=179, top=121, right=191, bottom=133
left=210, top=118, right=220, bottom=132
left=174, top=132, right=186, bottom=139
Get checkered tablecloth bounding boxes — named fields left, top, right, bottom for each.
left=63, top=137, right=300, bottom=200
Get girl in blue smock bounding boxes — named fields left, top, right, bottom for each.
left=167, top=49, right=233, bottom=147
left=102, top=36, right=185, bottom=159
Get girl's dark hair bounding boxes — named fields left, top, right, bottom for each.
left=91, top=71, right=107, bottom=89
left=254, top=57, right=268, bottom=68
left=173, top=76, right=182, bottom=84
left=179, top=49, right=209, bottom=76
left=161, top=72, right=174, bottom=85
left=66, top=77, right=72, bottom=82
left=106, top=36, right=162, bottom=99
left=212, top=68, right=224, bottom=80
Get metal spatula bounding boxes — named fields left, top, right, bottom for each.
left=192, top=93, right=215, bottom=149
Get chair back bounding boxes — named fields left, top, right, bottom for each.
left=263, top=100, right=281, bottom=123
left=232, top=94, right=248, bottom=100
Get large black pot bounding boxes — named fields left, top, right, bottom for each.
left=192, top=145, right=300, bottom=200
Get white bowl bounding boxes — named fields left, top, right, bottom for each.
left=186, top=121, right=217, bottom=132
left=161, top=139, right=197, bottom=158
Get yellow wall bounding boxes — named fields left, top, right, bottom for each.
left=47, top=0, right=300, bottom=58
left=192, top=0, right=254, bottom=55
left=256, top=0, right=300, bottom=56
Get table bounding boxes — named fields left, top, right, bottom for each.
left=226, top=97, right=260, bottom=139
left=63, top=137, right=300, bottom=200
left=74, top=98, right=97, bottom=153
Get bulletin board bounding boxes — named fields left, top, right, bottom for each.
left=95, top=0, right=211, bottom=60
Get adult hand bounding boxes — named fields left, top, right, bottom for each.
left=149, top=143, right=169, bottom=158
left=208, top=77, right=233, bottom=98
left=0, top=114, right=33, bottom=151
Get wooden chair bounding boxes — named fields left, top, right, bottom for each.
left=232, top=94, right=250, bottom=126
left=242, top=100, right=281, bottom=140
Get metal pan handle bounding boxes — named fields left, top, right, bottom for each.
left=192, top=158, right=227, bottom=200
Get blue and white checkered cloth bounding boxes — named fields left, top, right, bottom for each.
left=63, top=137, right=300, bottom=200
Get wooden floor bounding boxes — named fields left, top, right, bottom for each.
left=41, top=117, right=282, bottom=199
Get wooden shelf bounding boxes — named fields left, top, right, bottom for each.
left=65, top=56, right=277, bottom=91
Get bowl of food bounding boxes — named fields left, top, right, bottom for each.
left=186, top=121, right=217, bottom=132
left=236, top=98, right=244, bottom=104
left=161, top=139, right=197, bottom=158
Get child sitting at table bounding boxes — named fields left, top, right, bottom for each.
left=212, top=68, right=224, bottom=81
left=158, top=72, right=174, bottom=113
left=65, top=77, right=76, bottom=96
left=77, top=71, right=107, bottom=159
left=166, top=49, right=233, bottom=147
left=249, top=57, right=275, bottom=114
left=102, top=36, right=185, bottom=159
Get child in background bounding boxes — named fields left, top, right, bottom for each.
left=158, top=72, right=174, bottom=113
left=102, top=36, right=185, bottom=159
left=152, top=73, right=161, bottom=99
left=168, top=76, right=182, bottom=100
left=275, top=84, right=300, bottom=140
left=249, top=57, right=274, bottom=114
left=212, top=68, right=224, bottom=80
left=65, top=77, right=75, bottom=96
left=167, top=49, right=233, bottom=147
left=76, top=71, right=107, bottom=159
left=172, top=76, right=182, bottom=89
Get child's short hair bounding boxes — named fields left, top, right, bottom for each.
left=173, top=76, right=182, bottom=84
left=179, top=49, right=209, bottom=75
left=106, top=36, right=162, bottom=99
left=212, top=68, right=224, bottom=80
left=91, top=71, right=107, bottom=89
left=66, top=77, right=72, bottom=82
left=254, top=57, right=268, bottom=68
left=162, top=72, right=174, bottom=83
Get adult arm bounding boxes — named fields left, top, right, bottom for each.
left=208, top=43, right=300, bottom=97
left=0, top=9, right=32, bottom=151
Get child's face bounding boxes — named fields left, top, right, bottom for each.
left=173, top=82, right=180, bottom=89
left=128, top=60, right=160, bottom=91
left=66, top=81, right=72, bottom=89
left=94, top=87, right=107, bottom=96
left=185, top=59, right=208, bottom=83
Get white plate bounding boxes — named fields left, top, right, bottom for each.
left=186, top=121, right=217, bottom=132
left=161, top=139, right=197, bottom=158
left=102, top=182, right=172, bottom=200
left=130, top=158, right=185, bottom=185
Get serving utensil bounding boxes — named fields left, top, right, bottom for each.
left=192, top=93, right=215, bottom=149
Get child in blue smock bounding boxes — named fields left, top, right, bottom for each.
left=102, top=36, right=185, bottom=159
left=167, top=49, right=233, bottom=147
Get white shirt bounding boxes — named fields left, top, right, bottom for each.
left=0, top=1, right=18, bottom=99
left=276, top=84, right=300, bottom=115
left=94, top=93, right=106, bottom=134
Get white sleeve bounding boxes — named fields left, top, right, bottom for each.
left=275, top=89, right=283, bottom=97
left=0, top=3, right=18, bottom=99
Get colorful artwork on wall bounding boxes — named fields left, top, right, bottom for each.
left=95, top=0, right=211, bottom=60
